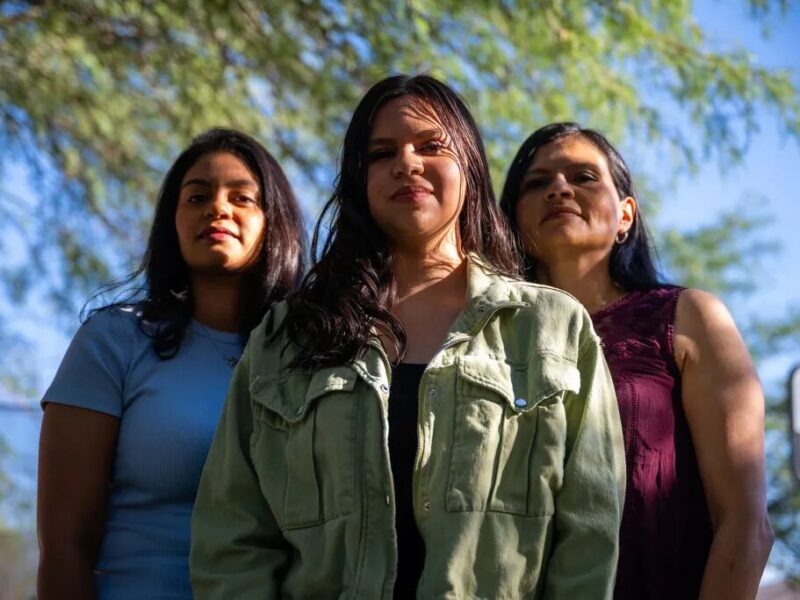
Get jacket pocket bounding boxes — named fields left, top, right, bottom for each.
left=250, top=367, right=359, bottom=530
left=446, top=354, right=579, bottom=516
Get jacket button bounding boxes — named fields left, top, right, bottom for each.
left=385, top=494, right=391, bottom=506
left=514, top=398, right=528, bottom=408
left=295, top=406, right=304, bottom=416
left=428, top=388, right=437, bottom=399
left=380, top=383, right=389, bottom=393
left=423, top=500, right=431, bottom=511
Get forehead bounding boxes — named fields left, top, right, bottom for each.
left=526, top=135, right=610, bottom=173
left=370, top=96, right=446, bottom=139
left=182, top=151, right=257, bottom=183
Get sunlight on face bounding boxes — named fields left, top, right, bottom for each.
left=175, top=152, right=266, bottom=276
left=366, top=96, right=466, bottom=256
left=515, top=135, right=628, bottom=263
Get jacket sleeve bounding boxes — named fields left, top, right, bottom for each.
left=190, top=342, right=290, bottom=599
left=542, top=320, right=625, bottom=599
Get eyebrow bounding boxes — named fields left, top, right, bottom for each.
left=524, top=161, right=600, bottom=175
left=369, top=129, right=445, bottom=147
left=181, top=178, right=259, bottom=189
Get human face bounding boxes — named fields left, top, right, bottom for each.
left=514, top=135, right=635, bottom=264
left=175, top=152, right=266, bottom=276
left=366, top=96, right=466, bottom=253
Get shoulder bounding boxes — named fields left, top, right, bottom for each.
left=674, top=288, right=743, bottom=369
left=42, top=306, right=143, bottom=413
left=246, top=300, right=293, bottom=373
left=250, top=300, right=289, bottom=341
left=66, top=305, right=149, bottom=369
left=78, top=305, right=142, bottom=345
left=492, top=274, right=588, bottom=315
left=511, top=280, right=593, bottom=337
left=472, top=259, right=586, bottom=314
left=674, top=288, right=735, bottom=336
left=485, top=277, right=599, bottom=361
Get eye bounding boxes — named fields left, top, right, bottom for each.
left=418, top=140, right=445, bottom=154
left=186, top=194, right=206, bottom=204
left=522, top=177, right=547, bottom=191
left=368, top=148, right=393, bottom=162
left=234, top=193, right=258, bottom=204
left=574, top=171, right=598, bottom=183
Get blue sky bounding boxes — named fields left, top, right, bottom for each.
left=4, top=0, right=799, bottom=397
left=659, top=1, right=800, bottom=384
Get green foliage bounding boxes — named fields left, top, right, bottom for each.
left=0, top=524, right=36, bottom=599
left=750, top=310, right=800, bottom=361
left=765, top=387, right=800, bottom=584
left=659, top=200, right=779, bottom=297
left=0, top=325, right=40, bottom=401
left=0, top=418, right=37, bottom=598
left=1, top=0, right=798, bottom=306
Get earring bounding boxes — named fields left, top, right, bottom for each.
left=615, top=230, right=629, bottom=244
left=169, top=288, right=189, bottom=301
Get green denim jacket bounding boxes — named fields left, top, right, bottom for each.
left=191, top=260, right=625, bottom=599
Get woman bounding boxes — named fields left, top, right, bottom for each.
left=191, top=76, right=625, bottom=599
left=37, top=128, right=305, bottom=599
left=500, top=122, right=773, bottom=600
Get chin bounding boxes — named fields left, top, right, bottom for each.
left=526, top=236, right=580, bottom=260
left=189, top=260, right=248, bottom=278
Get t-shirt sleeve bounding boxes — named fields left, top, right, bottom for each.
left=41, top=309, right=136, bottom=418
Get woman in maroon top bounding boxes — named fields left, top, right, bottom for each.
left=499, top=122, right=773, bottom=599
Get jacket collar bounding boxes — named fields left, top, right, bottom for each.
left=256, top=256, right=527, bottom=384
left=363, top=256, right=527, bottom=361
left=445, top=255, right=528, bottom=340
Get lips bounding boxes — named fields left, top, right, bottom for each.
left=199, top=225, right=237, bottom=240
left=541, top=207, right=581, bottom=223
left=391, top=184, right=433, bottom=202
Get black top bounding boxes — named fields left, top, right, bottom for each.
left=388, top=363, right=426, bottom=599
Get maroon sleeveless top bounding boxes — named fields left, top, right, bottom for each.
left=591, top=286, right=712, bottom=600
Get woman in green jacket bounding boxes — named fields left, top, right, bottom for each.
left=190, top=75, right=625, bottom=599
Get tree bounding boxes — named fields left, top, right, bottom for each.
left=1, top=0, right=799, bottom=581
left=0, top=435, right=36, bottom=600
left=1, top=0, right=798, bottom=306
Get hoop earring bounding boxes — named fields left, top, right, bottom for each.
left=615, top=230, right=629, bottom=244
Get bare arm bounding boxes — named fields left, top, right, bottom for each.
left=674, top=289, right=773, bottom=600
left=37, top=403, right=120, bottom=600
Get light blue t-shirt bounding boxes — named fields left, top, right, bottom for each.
left=42, top=307, right=244, bottom=599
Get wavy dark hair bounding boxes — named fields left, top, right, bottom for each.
left=89, top=128, right=305, bottom=357
left=499, top=122, right=662, bottom=290
left=282, top=74, right=521, bottom=370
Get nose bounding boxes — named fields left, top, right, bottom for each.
left=204, top=189, right=232, bottom=218
left=392, top=146, right=423, bottom=178
left=546, top=175, right=574, bottom=201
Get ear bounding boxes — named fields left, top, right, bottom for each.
left=619, top=196, right=637, bottom=233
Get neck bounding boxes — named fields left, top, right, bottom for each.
left=387, top=246, right=468, bottom=364
left=392, top=243, right=465, bottom=299
left=536, top=252, right=624, bottom=314
left=190, top=274, right=242, bottom=333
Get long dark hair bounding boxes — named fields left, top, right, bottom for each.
left=499, top=122, right=662, bottom=290
left=282, top=74, right=521, bottom=370
left=89, top=128, right=305, bottom=357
